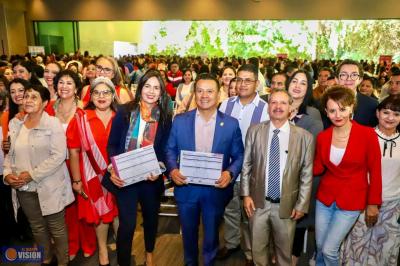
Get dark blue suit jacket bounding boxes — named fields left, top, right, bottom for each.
left=353, top=92, right=378, bottom=127
left=166, top=109, right=244, bottom=204
left=102, top=103, right=172, bottom=195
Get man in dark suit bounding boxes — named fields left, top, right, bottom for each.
left=166, top=73, right=244, bottom=266
left=336, top=59, right=378, bottom=127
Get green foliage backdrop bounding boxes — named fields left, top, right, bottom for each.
left=144, top=20, right=400, bottom=60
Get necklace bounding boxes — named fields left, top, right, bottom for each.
left=333, top=129, right=351, bottom=144
left=56, top=101, right=77, bottom=124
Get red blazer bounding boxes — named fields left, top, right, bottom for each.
left=313, top=121, right=382, bottom=211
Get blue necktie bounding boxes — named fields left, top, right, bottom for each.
left=267, top=129, right=280, bottom=200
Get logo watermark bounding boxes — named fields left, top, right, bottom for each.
left=1, top=246, right=43, bottom=263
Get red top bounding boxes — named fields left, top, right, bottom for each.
left=44, top=100, right=57, bottom=116
left=165, top=82, right=176, bottom=98
left=313, top=121, right=382, bottom=211
left=66, top=109, right=117, bottom=224
left=67, top=109, right=114, bottom=162
left=167, top=70, right=183, bottom=88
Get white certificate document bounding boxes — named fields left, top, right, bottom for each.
left=180, top=150, right=223, bottom=186
left=111, top=145, right=161, bottom=187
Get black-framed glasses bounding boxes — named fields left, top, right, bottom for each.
left=338, top=72, right=360, bottom=81
left=96, top=65, right=113, bottom=74
left=236, top=78, right=256, bottom=86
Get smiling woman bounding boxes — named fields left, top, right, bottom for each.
left=2, top=79, right=30, bottom=154
left=287, top=70, right=323, bottom=138
left=67, top=76, right=119, bottom=265
left=43, top=62, right=61, bottom=100
left=3, top=85, right=74, bottom=265
left=81, top=56, right=131, bottom=107
left=102, top=69, right=172, bottom=266
left=286, top=69, right=323, bottom=264
left=342, top=95, right=400, bottom=265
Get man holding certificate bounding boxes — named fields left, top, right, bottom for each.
left=166, top=73, right=244, bottom=266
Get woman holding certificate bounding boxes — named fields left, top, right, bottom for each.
left=103, top=69, right=172, bottom=266
left=67, top=77, right=119, bottom=266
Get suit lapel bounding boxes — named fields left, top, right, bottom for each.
left=283, top=124, right=296, bottom=177
left=211, top=111, right=223, bottom=153
left=260, top=122, right=270, bottom=167
left=188, top=110, right=197, bottom=151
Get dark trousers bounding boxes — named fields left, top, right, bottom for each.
left=0, top=179, right=32, bottom=244
left=292, top=227, right=307, bottom=257
left=115, top=180, right=161, bottom=266
left=0, top=178, right=16, bottom=245
left=176, top=186, right=227, bottom=266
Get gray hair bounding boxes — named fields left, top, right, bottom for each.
left=91, top=77, right=115, bottom=95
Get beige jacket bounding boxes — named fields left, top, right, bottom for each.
left=240, top=121, right=314, bottom=218
left=3, top=112, right=74, bottom=216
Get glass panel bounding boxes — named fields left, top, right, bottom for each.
left=78, top=21, right=142, bottom=56
left=36, top=22, right=75, bottom=54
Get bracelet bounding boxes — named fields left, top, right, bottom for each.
left=72, top=180, right=81, bottom=184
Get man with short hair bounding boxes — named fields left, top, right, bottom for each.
left=260, top=72, right=288, bottom=102
left=241, top=89, right=314, bottom=265
left=167, top=62, right=183, bottom=99
left=389, top=68, right=400, bottom=95
left=335, top=59, right=378, bottom=127
left=270, top=72, right=288, bottom=91
left=218, top=64, right=269, bottom=265
left=166, top=73, right=244, bottom=266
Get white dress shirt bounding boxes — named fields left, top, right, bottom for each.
left=264, top=120, right=290, bottom=196
left=219, top=94, right=269, bottom=144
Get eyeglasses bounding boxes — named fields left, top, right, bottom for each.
left=236, top=78, right=256, bottom=86
left=338, top=72, right=360, bottom=81
left=96, top=65, right=113, bottom=74
left=92, top=90, right=113, bottom=97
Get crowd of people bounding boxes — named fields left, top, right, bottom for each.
left=0, top=52, right=399, bottom=266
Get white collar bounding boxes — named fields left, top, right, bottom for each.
left=231, top=93, right=262, bottom=107
left=270, top=120, right=290, bottom=134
